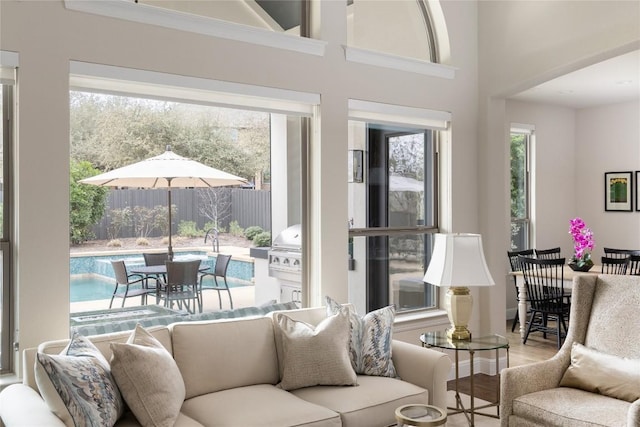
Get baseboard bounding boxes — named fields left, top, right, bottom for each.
left=445, top=355, right=509, bottom=380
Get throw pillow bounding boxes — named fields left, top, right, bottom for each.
left=326, top=296, right=398, bottom=377
left=559, top=342, right=640, bottom=402
left=34, top=333, right=124, bottom=427
left=110, top=324, right=186, bottom=427
left=274, top=308, right=357, bottom=391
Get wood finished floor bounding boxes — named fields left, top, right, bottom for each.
left=446, top=322, right=560, bottom=402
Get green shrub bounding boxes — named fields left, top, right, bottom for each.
left=229, top=220, right=244, bottom=237
left=178, top=221, right=204, bottom=238
left=244, top=226, right=264, bottom=241
left=252, top=231, right=272, bottom=247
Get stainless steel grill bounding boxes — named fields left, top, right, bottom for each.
left=268, top=224, right=302, bottom=282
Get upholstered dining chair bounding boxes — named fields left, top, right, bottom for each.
left=518, top=256, right=570, bottom=349
left=507, top=249, right=534, bottom=333
left=601, top=256, right=629, bottom=275
left=157, top=259, right=201, bottom=314
left=109, top=260, right=154, bottom=308
left=534, top=247, right=562, bottom=259
left=198, top=254, right=233, bottom=312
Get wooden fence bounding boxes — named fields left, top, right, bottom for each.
left=91, top=188, right=271, bottom=240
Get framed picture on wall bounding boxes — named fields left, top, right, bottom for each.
left=604, top=171, right=633, bottom=212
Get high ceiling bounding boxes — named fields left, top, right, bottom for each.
left=509, top=50, right=640, bottom=109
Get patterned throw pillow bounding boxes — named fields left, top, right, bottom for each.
left=325, top=296, right=398, bottom=377
left=35, top=333, right=124, bottom=427
left=110, top=324, right=185, bottom=427
left=274, top=308, right=357, bottom=391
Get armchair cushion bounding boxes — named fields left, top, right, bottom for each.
left=560, top=342, right=640, bottom=402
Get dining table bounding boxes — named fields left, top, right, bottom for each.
left=509, top=265, right=601, bottom=340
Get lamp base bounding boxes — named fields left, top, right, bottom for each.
left=445, top=286, right=473, bottom=341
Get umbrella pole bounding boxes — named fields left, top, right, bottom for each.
left=168, top=181, right=173, bottom=261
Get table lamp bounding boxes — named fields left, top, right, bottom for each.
left=423, top=233, right=495, bottom=341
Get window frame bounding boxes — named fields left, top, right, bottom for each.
left=510, top=125, right=532, bottom=251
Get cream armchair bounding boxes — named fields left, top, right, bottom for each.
left=500, top=274, right=640, bottom=427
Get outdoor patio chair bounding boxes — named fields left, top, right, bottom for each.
left=199, top=254, right=233, bottom=311
left=109, top=260, right=154, bottom=308
left=143, top=252, right=170, bottom=287
left=157, top=259, right=201, bottom=314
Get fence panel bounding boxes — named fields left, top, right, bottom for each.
left=91, top=188, right=271, bottom=240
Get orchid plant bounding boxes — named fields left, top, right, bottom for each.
left=569, top=217, right=595, bottom=267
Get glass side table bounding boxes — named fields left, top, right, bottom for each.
left=395, top=404, right=447, bottom=426
left=420, top=331, right=509, bottom=427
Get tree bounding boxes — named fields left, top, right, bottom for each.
left=198, top=188, right=232, bottom=231
left=70, top=159, right=108, bottom=244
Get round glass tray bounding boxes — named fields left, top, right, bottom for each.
left=395, top=404, right=447, bottom=426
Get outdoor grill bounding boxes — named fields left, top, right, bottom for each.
left=268, top=224, right=302, bottom=283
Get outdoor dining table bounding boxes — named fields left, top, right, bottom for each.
left=509, top=265, right=600, bottom=340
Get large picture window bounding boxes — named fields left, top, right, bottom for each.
left=348, top=105, right=445, bottom=314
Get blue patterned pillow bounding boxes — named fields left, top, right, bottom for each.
left=35, top=333, right=124, bottom=427
left=325, top=296, right=397, bottom=377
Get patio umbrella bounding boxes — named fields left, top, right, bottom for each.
left=80, top=146, right=247, bottom=259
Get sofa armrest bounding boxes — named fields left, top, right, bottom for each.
left=0, top=384, right=64, bottom=427
left=499, top=354, right=568, bottom=427
left=392, top=340, right=452, bottom=410
left=628, top=400, right=640, bottom=427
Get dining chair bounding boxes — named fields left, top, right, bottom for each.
left=518, top=256, right=570, bottom=349
left=198, top=254, right=233, bottom=312
left=142, top=252, right=170, bottom=288
left=157, top=259, right=201, bottom=314
left=507, top=249, right=534, bottom=333
left=109, top=260, right=154, bottom=308
left=603, top=247, right=640, bottom=259
left=600, top=256, right=629, bottom=275
left=627, top=255, right=640, bottom=275
left=534, top=247, right=561, bottom=259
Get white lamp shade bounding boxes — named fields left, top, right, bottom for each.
left=423, top=233, right=495, bottom=287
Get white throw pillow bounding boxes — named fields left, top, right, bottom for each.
left=326, top=296, right=398, bottom=377
left=560, top=342, right=640, bottom=402
left=110, top=324, right=185, bottom=427
left=274, top=308, right=357, bottom=391
left=35, top=333, right=124, bottom=427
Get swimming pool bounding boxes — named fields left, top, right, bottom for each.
left=70, top=275, right=251, bottom=303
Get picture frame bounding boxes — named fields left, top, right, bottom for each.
left=604, top=171, right=633, bottom=212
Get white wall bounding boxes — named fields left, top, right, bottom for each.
left=575, top=101, right=640, bottom=255
left=478, top=1, right=640, bottom=335
left=0, top=0, right=480, bottom=374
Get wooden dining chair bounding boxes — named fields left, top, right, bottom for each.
left=507, top=249, right=534, bottom=332
left=603, top=247, right=640, bottom=259
left=518, top=256, right=570, bottom=349
left=601, top=256, right=629, bottom=275
left=534, top=247, right=562, bottom=259
left=627, top=255, right=640, bottom=275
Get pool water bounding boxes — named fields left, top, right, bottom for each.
left=70, top=276, right=250, bottom=303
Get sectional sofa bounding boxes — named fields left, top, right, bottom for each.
left=0, top=304, right=452, bottom=426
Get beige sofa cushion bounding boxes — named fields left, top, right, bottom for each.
left=181, top=384, right=341, bottom=427
left=292, top=375, right=428, bottom=427
left=171, top=317, right=279, bottom=399
left=274, top=309, right=357, bottom=391
left=110, top=325, right=185, bottom=427
left=559, top=342, right=640, bottom=402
